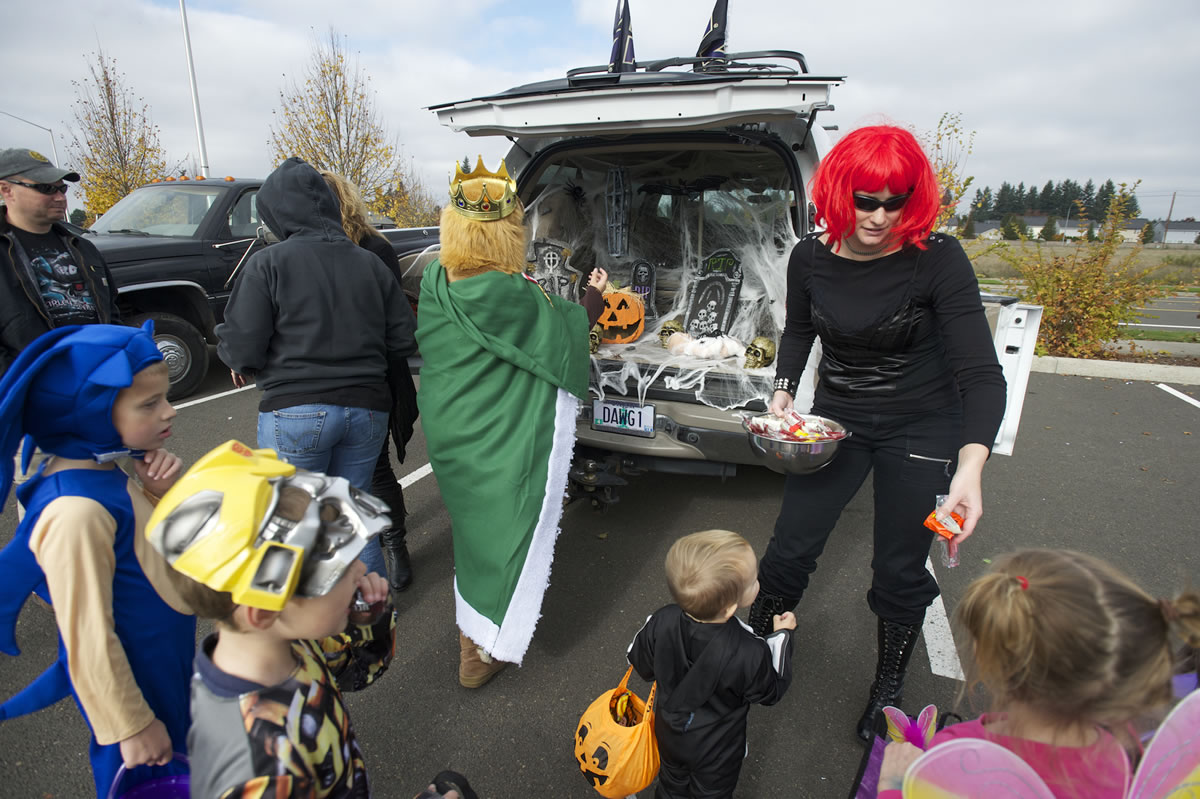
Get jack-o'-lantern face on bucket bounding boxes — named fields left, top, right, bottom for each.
left=598, top=286, right=645, bottom=344
left=575, top=720, right=612, bottom=787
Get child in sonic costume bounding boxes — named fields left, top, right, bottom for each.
left=146, top=440, right=400, bottom=798
left=416, top=158, right=606, bottom=687
left=0, top=322, right=194, bottom=798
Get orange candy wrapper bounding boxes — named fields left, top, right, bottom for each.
left=923, top=508, right=964, bottom=540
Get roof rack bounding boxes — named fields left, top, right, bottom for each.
left=566, top=49, right=809, bottom=80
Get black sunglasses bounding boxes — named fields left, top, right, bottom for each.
left=5, top=179, right=69, bottom=195
left=853, top=193, right=910, bottom=213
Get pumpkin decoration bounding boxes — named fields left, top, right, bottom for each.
left=573, top=666, right=659, bottom=798
left=744, top=336, right=777, bottom=369
left=598, top=282, right=645, bottom=345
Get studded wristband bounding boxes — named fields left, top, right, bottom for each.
left=773, top=377, right=796, bottom=397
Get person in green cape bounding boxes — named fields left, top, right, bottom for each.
left=417, top=158, right=606, bottom=687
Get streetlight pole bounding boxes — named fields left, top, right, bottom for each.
left=0, top=110, right=60, bottom=166
left=178, top=0, right=211, bottom=175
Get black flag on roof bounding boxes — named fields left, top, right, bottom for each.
left=608, top=0, right=636, bottom=73
left=696, top=0, right=729, bottom=60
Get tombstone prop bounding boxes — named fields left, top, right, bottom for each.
left=528, top=238, right=585, bottom=301
left=629, top=260, right=657, bottom=320
left=683, top=249, right=743, bottom=338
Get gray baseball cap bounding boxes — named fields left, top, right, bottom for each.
left=0, top=148, right=80, bottom=183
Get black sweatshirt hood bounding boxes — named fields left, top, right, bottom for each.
left=257, top=157, right=346, bottom=243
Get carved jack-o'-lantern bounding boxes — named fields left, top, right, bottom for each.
left=657, top=318, right=684, bottom=347
left=589, top=323, right=602, bottom=354
left=598, top=284, right=645, bottom=344
left=744, top=336, right=777, bottom=369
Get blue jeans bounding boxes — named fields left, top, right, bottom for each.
left=257, top=404, right=389, bottom=576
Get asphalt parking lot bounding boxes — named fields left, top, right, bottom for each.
left=0, top=368, right=1197, bottom=798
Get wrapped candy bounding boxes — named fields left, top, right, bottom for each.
left=745, top=411, right=847, bottom=443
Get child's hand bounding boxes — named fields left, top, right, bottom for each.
left=772, top=611, right=797, bottom=632
left=878, top=741, right=923, bottom=791
left=587, top=267, right=608, bottom=292
left=134, top=449, right=183, bottom=496
left=119, top=718, right=173, bottom=768
left=357, top=571, right=390, bottom=607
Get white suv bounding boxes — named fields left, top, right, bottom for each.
left=418, top=50, right=1039, bottom=507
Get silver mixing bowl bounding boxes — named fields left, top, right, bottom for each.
left=742, top=413, right=850, bottom=475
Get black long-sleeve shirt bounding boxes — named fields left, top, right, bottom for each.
left=775, top=232, right=1006, bottom=449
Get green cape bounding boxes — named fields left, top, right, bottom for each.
left=416, top=262, right=590, bottom=663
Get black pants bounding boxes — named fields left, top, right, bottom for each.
left=758, top=405, right=961, bottom=627
left=371, top=437, right=407, bottom=526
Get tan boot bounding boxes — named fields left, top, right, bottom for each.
left=459, top=632, right=507, bottom=688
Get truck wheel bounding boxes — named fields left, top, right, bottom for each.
left=133, top=312, right=209, bottom=400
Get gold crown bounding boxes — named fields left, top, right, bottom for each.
left=449, top=157, right=518, bottom=220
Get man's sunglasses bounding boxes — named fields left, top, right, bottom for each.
left=853, top=193, right=910, bottom=213
left=5, top=179, right=70, bottom=195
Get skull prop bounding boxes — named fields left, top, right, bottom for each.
left=658, top=319, right=684, bottom=347
left=589, top=324, right=602, bottom=354
left=743, top=336, right=777, bottom=369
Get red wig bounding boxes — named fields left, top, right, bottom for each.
left=810, top=125, right=942, bottom=250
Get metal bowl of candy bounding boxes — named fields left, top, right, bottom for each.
left=742, top=412, right=850, bottom=475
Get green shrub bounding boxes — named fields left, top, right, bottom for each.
left=1001, top=183, right=1159, bottom=358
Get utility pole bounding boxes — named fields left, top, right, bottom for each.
left=178, top=0, right=210, bottom=176
left=1161, top=191, right=1176, bottom=247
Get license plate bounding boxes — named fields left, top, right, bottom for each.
left=591, top=399, right=656, bottom=437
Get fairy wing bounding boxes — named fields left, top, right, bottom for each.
left=903, top=738, right=1055, bottom=799
left=884, top=705, right=940, bottom=750
left=916, top=705, right=938, bottom=749
left=1128, top=688, right=1200, bottom=799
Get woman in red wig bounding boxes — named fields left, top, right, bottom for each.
left=747, top=125, right=1007, bottom=741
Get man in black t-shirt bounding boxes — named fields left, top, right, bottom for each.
left=0, top=147, right=121, bottom=376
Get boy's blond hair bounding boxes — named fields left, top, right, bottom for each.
left=666, top=530, right=755, bottom=621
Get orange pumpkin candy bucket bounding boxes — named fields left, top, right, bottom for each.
left=573, top=666, right=659, bottom=797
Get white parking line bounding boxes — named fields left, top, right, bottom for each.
left=1156, top=383, right=1200, bottom=410
left=923, top=557, right=965, bottom=681
left=400, top=462, right=434, bottom=488
left=173, top=384, right=256, bottom=409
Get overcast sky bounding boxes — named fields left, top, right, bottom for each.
left=3, top=0, right=1198, bottom=221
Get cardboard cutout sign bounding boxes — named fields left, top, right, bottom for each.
left=684, top=249, right=743, bottom=338
left=528, top=238, right=585, bottom=301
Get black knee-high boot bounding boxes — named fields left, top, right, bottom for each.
left=747, top=590, right=799, bottom=637
left=380, top=524, right=412, bottom=593
left=856, top=616, right=922, bottom=742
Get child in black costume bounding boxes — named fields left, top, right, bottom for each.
left=628, top=530, right=796, bottom=799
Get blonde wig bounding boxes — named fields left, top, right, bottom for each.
left=438, top=197, right=528, bottom=278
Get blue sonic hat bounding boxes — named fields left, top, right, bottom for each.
left=0, top=321, right=163, bottom=506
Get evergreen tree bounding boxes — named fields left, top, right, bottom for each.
left=961, top=214, right=977, bottom=239
left=1001, top=214, right=1022, bottom=240
left=1059, top=179, right=1082, bottom=218
left=1093, top=180, right=1116, bottom=219
left=1125, top=191, right=1141, bottom=217
left=1038, top=180, right=1056, bottom=216
left=1015, top=182, right=1026, bottom=212
left=995, top=182, right=1017, bottom=215
left=1040, top=215, right=1059, bottom=241
left=1080, top=179, right=1096, bottom=218
left=1140, top=221, right=1155, bottom=244
left=979, top=186, right=993, bottom=215
left=69, top=208, right=87, bottom=226
left=1086, top=221, right=1097, bottom=242
left=1025, top=185, right=1039, bottom=214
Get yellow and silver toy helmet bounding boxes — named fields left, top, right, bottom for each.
left=146, top=440, right=391, bottom=611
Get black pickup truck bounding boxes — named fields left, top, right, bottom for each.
left=83, top=177, right=437, bottom=398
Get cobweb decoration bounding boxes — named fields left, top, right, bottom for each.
left=525, top=147, right=820, bottom=412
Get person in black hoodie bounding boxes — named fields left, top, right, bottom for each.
left=319, top=169, right=419, bottom=597
left=628, top=530, right=795, bottom=799
left=216, top=157, right=417, bottom=578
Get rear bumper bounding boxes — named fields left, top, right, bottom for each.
left=575, top=397, right=760, bottom=466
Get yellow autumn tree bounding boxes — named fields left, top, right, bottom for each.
left=268, top=29, right=439, bottom=228
left=65, top=50, right=176, bottom=223
left=919, top=112, right=976, bottom=231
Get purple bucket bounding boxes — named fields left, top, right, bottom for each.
left=106, top=753, right=188, bottom=799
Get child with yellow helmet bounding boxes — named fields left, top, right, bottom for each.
left=146, top=439, right=404, bottom=798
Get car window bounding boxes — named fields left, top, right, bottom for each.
left=91, top=184, right=230, bottom=238
left=227, top=190, right=261, bottom=239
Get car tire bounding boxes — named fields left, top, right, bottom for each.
left=133, top=312, right=209, bottom=400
